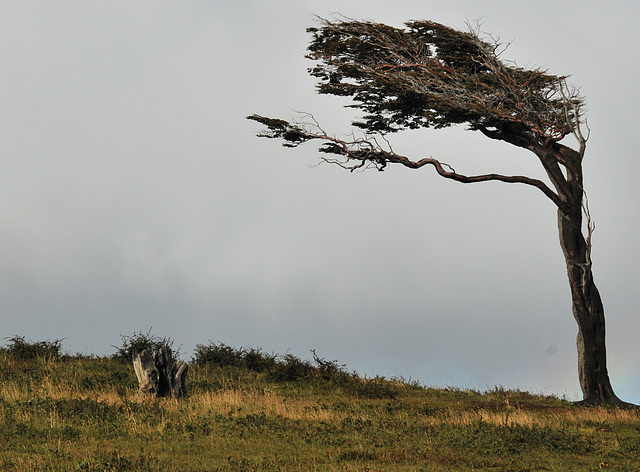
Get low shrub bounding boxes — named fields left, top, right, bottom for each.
left=192, top=342, right=277, bottom=373
left=192, top=342, right=248, bottom=367
left=310, top=350, right=349, bottom=383
left=2, top=335, right=63, bottom=361
left=111, top=328, right=178, bottom=362
left=270, top=353, right=316, bottom=381
left=192, top=342, right=353, bottom=385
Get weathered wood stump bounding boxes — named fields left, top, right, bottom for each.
left=132, top=347, right=188, bottom=398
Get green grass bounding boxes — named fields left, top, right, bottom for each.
left=1, top=345, right=639, bottom=471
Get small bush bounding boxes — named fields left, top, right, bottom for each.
left=111, top=328, right=178, bottom=362
left=350, top=377, right=400, bottom=399
left=272, top=350, right=354, bottom=385
left=192, top=342, right=245, bottom=367
left=191, top=342, right=397, bottom=395
left=244, top=346, right=277, bottom=372
left=311, top=350, right=349, bottom=382
left=270, top=353, right=316, bottom=381
left=192, top=341, right=277, bottom=373
left=192, top=343, right=356, bottom=385
left=2, top=335, right=63, bottom=361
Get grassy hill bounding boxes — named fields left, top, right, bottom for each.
left=1, top=336, right=639, bottom=471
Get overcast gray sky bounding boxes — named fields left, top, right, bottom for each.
left=2, top=0, right=639, bottom=403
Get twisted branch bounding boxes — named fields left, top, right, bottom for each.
left=247, top=113, right=563, bottom=208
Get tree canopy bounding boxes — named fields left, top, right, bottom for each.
left=250, top=18, right=584, bottom=148
left=249, top=17, right=587, bottom=212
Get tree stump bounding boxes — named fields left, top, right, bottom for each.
left=132, top=347, right=188, bottom=398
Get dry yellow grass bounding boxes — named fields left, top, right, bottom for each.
left=2, top=351, right=639, bottom=471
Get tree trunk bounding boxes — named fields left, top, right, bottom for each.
left=132, top=347, right=188, bottom=398
left=557, top=209, right=626, bottom=406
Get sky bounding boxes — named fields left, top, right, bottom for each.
left=1, top=0, right=639, bottom=403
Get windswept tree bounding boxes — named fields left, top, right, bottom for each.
left=248, top=17, right=630, bottom=406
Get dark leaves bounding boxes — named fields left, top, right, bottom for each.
left=246, top=115, right=311, bottom=147
left=300, top=18, right=580, bottom=142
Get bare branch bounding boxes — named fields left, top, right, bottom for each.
left=582, top=191, right=595, bottom=269
left=559, top=80, right=588, bottom=157
left=387, top=152, right=563, bottom=208
left=247, top=113, right=563, bottom=207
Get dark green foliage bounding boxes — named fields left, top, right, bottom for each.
left=111, top=328, right=178, bottom=362
left=310, top=349, right=348, bottom=382
left=192, top=341, right=243, bottom=366
left=67, top=356, right=135, bottom=395
left=305, top=18, right=573, bottom=141
left=76, top=452, right=165, bottom=472
left=191, top=342, right=395, bottom=396
left=249, top=16, right=583, bottom=167
left=192, top=342, right=337, bottom=382
left=437, top=420, right=595, bottom=456
left=246, top=115, right=313, bottom=147
left=21, top=397, right=122, bottom=424
left=1, top=419, right=44, bottom=442
left=349, top=377, right=400, bottom=399
left=2, top=335, right=63, bottom=360
left=269, top=353, right=317, bottom=381
left=192, top=341, right=277, bottom=372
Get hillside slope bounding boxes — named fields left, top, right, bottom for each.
left=1, top=342, right=639, bottom=471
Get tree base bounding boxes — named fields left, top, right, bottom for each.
left=573, top=397, right=638, bottom=409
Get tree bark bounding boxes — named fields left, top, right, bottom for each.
left=528, top=142, right=632, bottom=406
left=557, top=207, right=626, bottom=406
left=132, top=347, right=188, bottom=398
